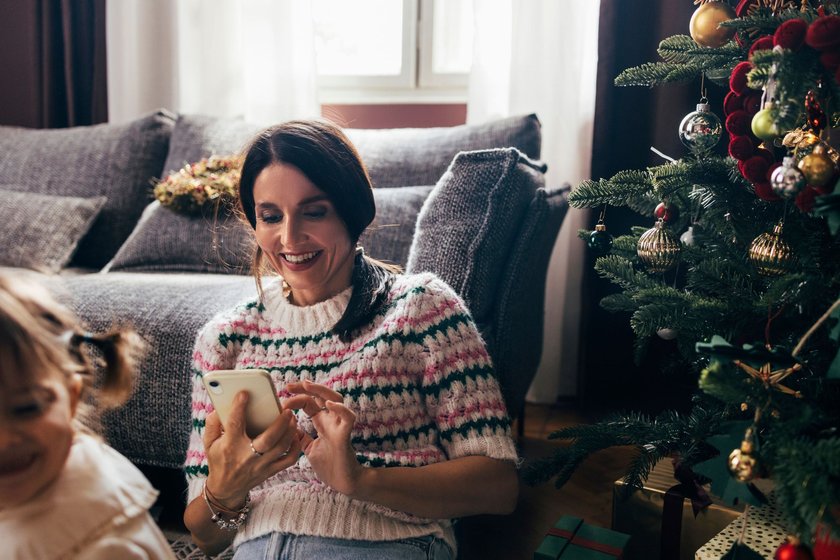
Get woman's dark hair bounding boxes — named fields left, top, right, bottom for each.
left=237, top=119, right=399, bottom=342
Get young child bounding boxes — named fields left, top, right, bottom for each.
left=0, top=272, right=175, bottom=559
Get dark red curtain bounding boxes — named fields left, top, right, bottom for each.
left=0, top=0, right=106, bottom=128
left=578, top=0, right=729, bottom=413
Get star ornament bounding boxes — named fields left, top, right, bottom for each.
left=734, top=360, right=802, bottom=397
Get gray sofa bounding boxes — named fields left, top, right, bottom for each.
left=0, top=110, right=567, bottom=485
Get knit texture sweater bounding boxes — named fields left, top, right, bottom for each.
left=185, top=272, right=518, bottom=552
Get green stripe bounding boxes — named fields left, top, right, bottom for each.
left=193, top=418, right=205, bottom=430
left=419, top=363, right=496, bottom=397
left=355, top=455, right=419, bottom=468
left=351, top=422, right=438, bottom=446
left=185, top=465, right=208, bottom=477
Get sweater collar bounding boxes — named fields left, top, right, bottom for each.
left=261, top=278, right=352, bottom=337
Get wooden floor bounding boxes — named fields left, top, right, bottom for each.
left=457, top=401, right=636, bottom=560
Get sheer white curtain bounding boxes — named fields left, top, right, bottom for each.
left=106, top=0, right=319, bottom=124
left=468, top=0, right=600, bottom=402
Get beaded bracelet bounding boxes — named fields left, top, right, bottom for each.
left=203, top=482, right=251, bottom=531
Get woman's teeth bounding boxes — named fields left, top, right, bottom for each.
left=283, top=251, right=318, bottom=264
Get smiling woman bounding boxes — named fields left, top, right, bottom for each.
left=182, top=120, right=520, bottom=558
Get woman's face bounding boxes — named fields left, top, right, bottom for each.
left=0, top=359, right=80, bottom=509
left=253, top=163, right=355, bottom=306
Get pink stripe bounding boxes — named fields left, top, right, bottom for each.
left=364, top=449, right=445, bottom=464
left=192, top=401, right=214, bottom=413
left=186, top=450, right=206, bottom=462
left=220, top=319, right=286, bottom=336
left=423, top=347, right=491, bottom=381
left=192, top=351, right=217, bottom=372
left=379, top=298, right=460, bottom=333
left=355, top=408, right=429, bottom=434
left=437, top=401, right=508, bottom=428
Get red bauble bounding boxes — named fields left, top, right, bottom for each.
left=806, top=15, right=840, bottom=51
left=724, top=91, right=743, bottom=115
left=754, top=181, right=781, bottom=201
left=730, top=61, right=753, bottom=94
left=742, top=155, right=770, bottom=183
left=742, top=93, right=762, bottom=115
left=774, top=19, right=808, bottom=50
left=654, top=202, right=679, bottom=223
left=749, top=35, right=774, bottom=57
left=775, top=541, right=814, bottom=560
left=726, top=110, right=750, bottom=136
left=729, top=135, right=755, bottom=160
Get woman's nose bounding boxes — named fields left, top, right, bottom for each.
left=281, top=216, right=306, bottom=245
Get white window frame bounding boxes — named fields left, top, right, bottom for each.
left=316, top=0, right=470, bottom=104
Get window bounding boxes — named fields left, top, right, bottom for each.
left=313, top=0, right=473, bottom=103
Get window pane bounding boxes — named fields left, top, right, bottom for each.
left=313, top=0, right=404, bottom=76
left=431, top=0, right=472, bottom=75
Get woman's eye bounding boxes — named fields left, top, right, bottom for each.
left=259, top=213, right=282, bottom=224
left=304, top=208, right=327, bottom=219
left=10, top=402, right=45, bottom=418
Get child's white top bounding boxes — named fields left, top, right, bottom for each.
left=0, top=432, right=175, bottom=560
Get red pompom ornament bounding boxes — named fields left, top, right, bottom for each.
left=749, top=35, right=774, bottom=57
left=742, top=155, right=771, bottom=183
left=742, top=93, right=762, bottom=115
left=730, top=61, right=753, bottom=94
left=805, top=15, right=840, bottom=51
left=724, top=91, right=743, bottom=115
left=754, top=181, right=781, bottom=201
left=726, top=110, right=750, bottom=136
left=729, top=135, right=755, bottom=160
left=774, top=19, right=808, bottom=50
left=819, top=49, right=840, bottom=72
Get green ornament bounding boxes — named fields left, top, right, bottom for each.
left=751, top=103, right=780, bottom=142
left=587, top=223, right=612, bottom=255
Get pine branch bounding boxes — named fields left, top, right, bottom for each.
left=569, top=170, right=653, bottom=208
left=594, top=254, right=660, bottom=292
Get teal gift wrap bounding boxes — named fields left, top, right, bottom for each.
left=534, top=515, right=630, bottom=559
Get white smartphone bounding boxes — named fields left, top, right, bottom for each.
left=202, top=369, right=282, bottom=438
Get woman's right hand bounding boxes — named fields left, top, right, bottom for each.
left=203, top=391, right=302, bottom=509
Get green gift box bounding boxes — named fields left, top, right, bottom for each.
left=534, top=515, right=630, bottom=559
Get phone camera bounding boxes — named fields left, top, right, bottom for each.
left=209, top=381, right=220, bottom=388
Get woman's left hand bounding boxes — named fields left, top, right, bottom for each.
left=284, top=380, right=362, bottom=496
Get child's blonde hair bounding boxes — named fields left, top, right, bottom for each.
left=0, top=271, right=143, bottom=429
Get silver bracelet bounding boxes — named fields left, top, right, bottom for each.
left=203, top=482, right=251, bottom=531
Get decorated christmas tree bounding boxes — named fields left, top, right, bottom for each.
left=526, top=1, right=840, bottom=556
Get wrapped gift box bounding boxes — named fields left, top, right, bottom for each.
left=612, top=460, right=743, bottom=560
left=695, top=492, right=787, bottom=560
left=534, top=515, right=630, bottom=559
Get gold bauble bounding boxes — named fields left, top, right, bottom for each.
left=748, top=222, right=796, bottom=276
left=728, top=440, right=763, bottom=482
left=797, top=144, right=837, bottom=188
left=637, top=219, right=681, bottom=273
left=690, top=1, right=737, bottom=47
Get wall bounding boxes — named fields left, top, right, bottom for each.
left=322, top=104, right=467, bottom=129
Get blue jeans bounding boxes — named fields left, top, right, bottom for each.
left=232, top=532, right=454, bottom=560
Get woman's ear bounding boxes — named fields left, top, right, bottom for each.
left=68, top=373, right=84, bottom=416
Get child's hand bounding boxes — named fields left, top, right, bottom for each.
left=203, top=391, right=301, bottom=509
left=284, top=380, right=362, bottom=496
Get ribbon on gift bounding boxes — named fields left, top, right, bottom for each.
left=546, top=526, right=626, bottom=558
left=660, top=461, right=714, bottom=560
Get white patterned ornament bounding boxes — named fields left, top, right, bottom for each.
left=769, top=157, right=806, bottom=199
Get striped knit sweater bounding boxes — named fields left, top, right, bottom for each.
left=185, top=272, right=518, bottom=552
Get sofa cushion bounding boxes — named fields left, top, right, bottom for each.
left=358, top=186, right=433, bottom=266
left=161, top=113, right=542, bottom=189
left=406, top=148, right=546, bottom=324
left=106, top=186, right=433, bottom=274
left=0, top=189, right=106, bottom=273
left=0, top=111, right=175, bottom=269
left=346, top=114, right=542, bottom=187
left=105, top=202, right=254, bottom=274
